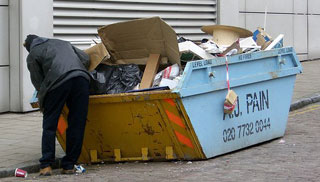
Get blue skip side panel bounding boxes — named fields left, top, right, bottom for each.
left=173, top=47, right=302, bottom=158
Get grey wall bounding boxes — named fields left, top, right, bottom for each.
left=307, top=0, right=320, bottom=60
left=0, top=0, right=9, bottom=112
left=9, top=0, right=53, bottom=112
left=218, top=0, right=239, bottom=26
left=237, top=0, right=318, bottom=61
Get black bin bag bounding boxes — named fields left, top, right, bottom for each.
left=89, top=64, right=142, bottom=95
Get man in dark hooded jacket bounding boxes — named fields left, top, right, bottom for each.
left=24, top=34, right=91, bottom=175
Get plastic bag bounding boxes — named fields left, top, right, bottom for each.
left=106, top=64, right=142, bottom=94
left=89, top=65, right=114, bottom=94
left=199, top=39, right=221, bottom=54
left=89, top=64, right=142, bottom=95
left=152, top=64, right=180, bottom=87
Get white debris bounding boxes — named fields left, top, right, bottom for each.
left=278, top=139, right=286, bottom=144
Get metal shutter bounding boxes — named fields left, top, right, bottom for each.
left=53, top=0, right=217, bottom=49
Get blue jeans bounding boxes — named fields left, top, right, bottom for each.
left=40, top=76, right=89, bottom=170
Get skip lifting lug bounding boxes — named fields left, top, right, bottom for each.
left=207, top=67, right=215, bottom=78
left=278, top=55, right=286, bottom=65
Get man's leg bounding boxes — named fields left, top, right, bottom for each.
left=40, top=81, right=72, bottom=169
left=61, top=77, right=89, bottom=170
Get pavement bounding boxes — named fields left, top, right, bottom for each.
left=4, top=102, right=319, bottom=181
left=0, top=60, right=319, bottom=178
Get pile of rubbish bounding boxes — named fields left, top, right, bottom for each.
left=86, top=16, right=284, bottom=95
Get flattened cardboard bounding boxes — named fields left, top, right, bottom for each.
left=140, top=54, right=161, bottom=89
left=115, top=57, right=168, bottom=65
left=98, top=17, right=180, bottom=66
left=221, top=40, right=242, bottom=56
left=84, top=43, right=110, bottom=71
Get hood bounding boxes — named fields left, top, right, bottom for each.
left=29, top=37, right=49, bottom=51
left=24, top=34, right=39, bottom=52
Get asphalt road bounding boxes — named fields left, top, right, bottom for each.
left=1, top=103, right=320, bottom=182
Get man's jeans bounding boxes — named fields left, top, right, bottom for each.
left=40, top=76, right=89, bottom=170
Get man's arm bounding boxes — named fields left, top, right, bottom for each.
left=27, top=55, right=44, bottom=91
left=72, top=45, right=90, bottom=70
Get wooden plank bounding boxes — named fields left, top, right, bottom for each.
left=140, top=54, right=161, bottom=89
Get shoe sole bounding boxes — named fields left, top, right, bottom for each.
left=61, top=170, right=75, bottom=175
left=39, top=173, right=52, bottom=176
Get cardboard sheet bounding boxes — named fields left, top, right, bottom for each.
left=98, top=17, right=180, bottom=66
left=84, top=43, right=110, bottom=71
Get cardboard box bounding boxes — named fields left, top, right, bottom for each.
left=84, top=43, right=110, bottom=71
left=223, top=90, right=237, bottom=114
left=253, top=28, right=273, bottom=50
left=98, top=17, right=180, bottom=66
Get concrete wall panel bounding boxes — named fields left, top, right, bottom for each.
left=0, top=67, right=9, bottom=112
left=21, top=0, right=53, bottom=111
left=239, top=0, right=245, bottom=12
left=293, top=15, right=308, bottom=54
left=239, top=13, right=246, bottom=28
left=218, top=0, right=239, bottom=26
left=308, top=15, right=320, bottom=59
left=235, top=0, right=314, bottom=60
left=245, top=0, right=293, bottom=13
left=293, top=0, right=307, bottom=14
left=245, top=14, right=294, bottom=47
left=9, top=0, right=53, bottom=112
left=308, top=0, right=320, bottom=14
left=0, top=0, right=8, bottom=5
left=0, top=7, right=8, bottom=66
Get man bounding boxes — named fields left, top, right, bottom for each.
left=24, top=34, right=91, bottom=175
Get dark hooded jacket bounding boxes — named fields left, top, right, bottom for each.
left=26, top=36, right=90, bottom=110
